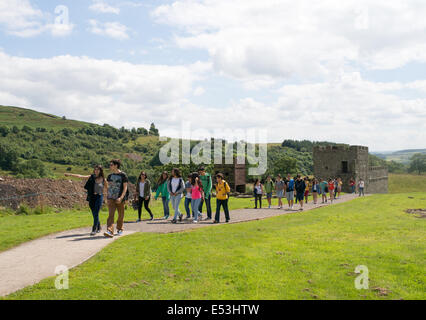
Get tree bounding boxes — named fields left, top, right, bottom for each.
left=149, top=123, right=159, bottom=136
left=0, top=126, right=10, bottom=137
left=408, top=153, right=426, bottom=175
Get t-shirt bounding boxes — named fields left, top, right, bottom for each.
left=191, top=185, right=202, bottom=200
left=139, top=182, right=145, bottom=197
left=107, top=172, right=128, bottom=200
left=264, top=181, right=274, bottom=193
left=185, top=181, right=192, bottom=199
left=295, top=180, right=306, bottom=193
left=359, top=181, right=365, bottom=188
left=254, top=185, right=262, bottom=195
left=171, top=178, right=181, bottom=193
left=275, top=180, right=285, bottom=191
left=320, top=181, right=328, bottom=193
left=328, top=182, right=335, bottom=191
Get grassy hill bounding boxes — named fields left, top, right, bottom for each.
left=373, top=149, right=426, bottom=164
left=0, top=105, right=92, bottom=130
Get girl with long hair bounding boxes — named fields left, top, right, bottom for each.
left=154, top=171, right=170, bottom=219
left=135, top=171, right=154, bottom=221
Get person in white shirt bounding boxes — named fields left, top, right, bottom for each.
left=167, top=168, right=185, bottom=223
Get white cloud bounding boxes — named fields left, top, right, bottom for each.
left=0, top=0, right=74, bottom=37
left=0, top=51, right=210, bottom=130
left=152, top=0, right=426, bottom=84
left=88, top=20, right=129, bottom=40
left=89, top=1, right=120, bottom=15
left=193, top=86, right=205, bottom=96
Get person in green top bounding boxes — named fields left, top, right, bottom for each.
left=319, top=179, right=328, bottom=204
left=154, top=171, right=170, bottom=219
left=264, top=176, right=275, bottom=209
left=198, top=167, right=212, bottom=220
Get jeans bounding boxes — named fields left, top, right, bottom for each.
left=359, top=187, right=365, bottom=196
left=351, top=185, right=356, bottom=194
left=254, top=194, right=262, bottom=208
left=191, top=198, right=202, bottom=221
left=89, top=194, right=103, bottom=232
left=215, top=199, right=230, bottom=222
left=171, top=194, right=183, bottom=220
left=161, top=197, right=170, bottom=218
left=198, top=194, right=212, bottom=219
left=138, top=196, right=153, bottom=219
left=184, top=197, right=192, bottom=218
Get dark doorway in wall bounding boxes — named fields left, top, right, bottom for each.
left=342, top=161, right=349, bottom=173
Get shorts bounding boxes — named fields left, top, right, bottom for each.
left=286, top=192, right=294, bottom=201
left=276, top=190, right=284, bottom=198
left=266, top=192, right=272, bottom=199
left=296, top=193, right=304, bottom=202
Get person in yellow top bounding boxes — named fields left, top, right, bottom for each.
left=214, top=173, right=231, bottom=224
left=304, top=177, right=311, bottom=204
left=337, top=177, right=343, bottom=199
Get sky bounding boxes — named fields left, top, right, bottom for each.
left=0, top=0, right=425, bottom=151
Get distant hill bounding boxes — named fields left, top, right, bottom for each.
left=372, top=149, right=426, bottom=164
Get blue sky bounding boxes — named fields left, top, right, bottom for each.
left=0, top=0, right=425, bottom=151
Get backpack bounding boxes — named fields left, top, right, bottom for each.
left=288, top=179, right=295, bottom=191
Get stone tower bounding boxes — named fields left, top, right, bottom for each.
left=313, top=145, right=388, bottom=194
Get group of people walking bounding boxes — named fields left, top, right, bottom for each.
left=66, top=161, right=231, bottom=238
left=252, top=174, right=366, bottom=211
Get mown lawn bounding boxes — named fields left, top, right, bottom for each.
left=0, top=197, right=254, bottom=253
left=5, top=193, right=425, bottom=300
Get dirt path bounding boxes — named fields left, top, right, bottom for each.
left=0, top=194, right=360, bottom=297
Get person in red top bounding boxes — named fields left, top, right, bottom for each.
left=349, top=178, right=356, bottom=194
left=328, top=179, right=335, bottom=203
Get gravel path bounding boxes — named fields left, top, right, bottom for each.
left=0, top=194, right=359, bottom=297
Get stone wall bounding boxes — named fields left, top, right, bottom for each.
left=367, top=166, right=389, bottom=194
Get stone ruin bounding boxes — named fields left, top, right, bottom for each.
left=313, top=145, right=388, bottom=194
left=214, top=158, right=247, bottom=193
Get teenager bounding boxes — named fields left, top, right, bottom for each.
left=184, top=174, right=192, bottom=220
left=214, top=173, right=231, bottom=223
left=253, top=179, right=263, bottom=209
left=359, top=179, right=365, bottom=197
left=286, top=174, right=295, bottom=210
left=304, top=177, right=310, bottom=204
left=190, top=172, right=204, bottom=223
left=65, top=165, right=107, bottom=236
left=349, top=178, right=356, bottom=194
left=135, top=171, right=153, bottom=222
left=198, top=167, right=212, bottom=220
left=328, top=179, right=335, bottom=203
left=334, top=178, right=339, bottom=199
left=312, top=178, right=321, bottom=204
left=275, top=174, right=285, bottom=209
left=295, top=175, right=306, bottom=211
left=155, top=171, right=170, bottom=219
left=264, top=176, right=274, bottom=209
left=320, top=179, right=328, bottom=203
left=104, top=159, right=128, bottom=238
left=168, top=168, right=185, bottom=224
left=337, top=177, right=343, bottom=199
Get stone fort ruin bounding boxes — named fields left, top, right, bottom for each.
left=313, top=145, right=388, bottom=194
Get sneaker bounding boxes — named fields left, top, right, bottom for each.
left=164, top=216, right=169, bottom=220
left=226, top=220, right=230, bottom=223
left=117, top=230, right=123, bottom=236
left=179, top=214, right=183, bottom=222
left=150, top=216, right=154, bottom=221
left=171, top=219, right=177, bottom=224
left=104, top=231, right=114, bottom=238
left=205, top=217, right=212, bottom=221
left=268, top=205, right=271, bottom=209
left=184, top=216, right=190, bottom=220
left=90, top=231, right=96, bottom=236
left=193, top=220, right=198, bottom=224
left=213, top=220, right=219, bottom=224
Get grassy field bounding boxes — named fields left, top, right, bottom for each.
left=388, top=174, right=426, bottom=193
left=0, top=197, right=254, bottom=253
left=5, top=193, right=425, bottom=300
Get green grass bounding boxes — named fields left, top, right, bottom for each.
left=0, top=105, right=91, bottom=130
left=5, top=193, right=425, bottom=300
left=0, top=197, right=254, bottom=253
left=389, top=173, right=426, bottom=193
